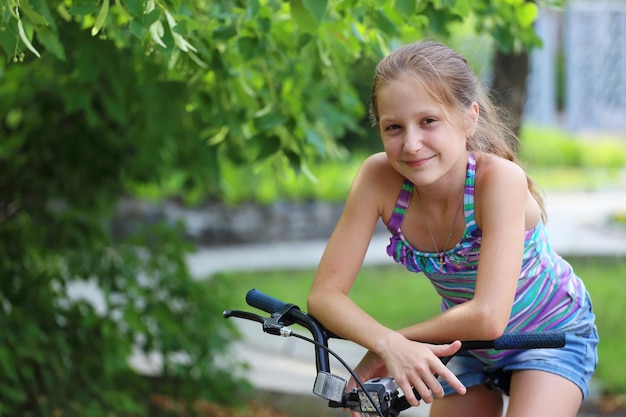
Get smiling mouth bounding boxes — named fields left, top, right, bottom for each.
left=404, top=155, right=435, bottom=167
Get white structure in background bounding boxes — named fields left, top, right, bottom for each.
left=525, top=1, right=626, bottom=133
left=524, top=7, right=560, bottom=127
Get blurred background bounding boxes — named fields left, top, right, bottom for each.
left=1, top=0, right=625, bottom=416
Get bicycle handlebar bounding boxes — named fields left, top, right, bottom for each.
left=226, top=288, right=566, bottom=417
left=244, top=288, right=334, bottom=373
left=245, top=288, right=288, bottom=313
left=244, top=288, right=565, bottom=350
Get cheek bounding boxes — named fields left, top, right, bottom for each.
left=382, top=138, right=402, bottom=155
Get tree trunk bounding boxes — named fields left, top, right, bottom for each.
left=490, top=49, right=529, bottom=152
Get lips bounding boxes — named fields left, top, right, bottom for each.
left=404, top=155, right=435, bottom=167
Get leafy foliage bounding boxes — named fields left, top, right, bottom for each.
left=0, top=0, right=556, bottom=197
left=0, top=0, right=559, bottom=416
left=0, top=19, right=248, bottom=417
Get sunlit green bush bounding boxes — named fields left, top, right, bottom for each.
left=519, top=126, right=626, bottom=169
left=219, top=153, right=364, bottom=205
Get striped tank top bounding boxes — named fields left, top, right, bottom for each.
left=386, top=153, right=588, bottom=363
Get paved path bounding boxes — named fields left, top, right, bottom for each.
left=197, top=188, right=626, bottom=417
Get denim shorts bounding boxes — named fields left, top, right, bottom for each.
left=439, top=293, right=599, bottom=398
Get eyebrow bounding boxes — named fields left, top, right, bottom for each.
left=379, top=107, right=441, bottom=123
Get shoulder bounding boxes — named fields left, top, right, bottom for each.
left=348, top=152, right=406, bottom=218
left=354, top=152, right=403, bottom=185
left=473, top=152, right=527, bottom=190
left=361, top=152, right=394, bottom=171
left=473, top=152, right=531, bottom=226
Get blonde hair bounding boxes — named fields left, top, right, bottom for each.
left=369, top=40, right=546, bottom=222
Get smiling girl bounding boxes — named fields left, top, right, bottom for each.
left=307, top=40, right=598, bottom=417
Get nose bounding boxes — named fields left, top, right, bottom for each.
left=403, top=127, right=422, bottom=154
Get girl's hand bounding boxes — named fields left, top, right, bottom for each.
left=383, top=337, right=466, bottom=407
left=346, top=336, right=466, bottom=416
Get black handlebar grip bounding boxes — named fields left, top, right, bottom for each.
left=493, top=333, right=566, bottom=350
left=246, top=288, right=288, bottom=314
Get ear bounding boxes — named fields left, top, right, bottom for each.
left=465, top=102, right=479, bottom=138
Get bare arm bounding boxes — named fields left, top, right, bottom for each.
left=307, top=153, right=395, bottom=349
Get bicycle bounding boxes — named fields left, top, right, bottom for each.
left=224, top=288, right=566, bottom=417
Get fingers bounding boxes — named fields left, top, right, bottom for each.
left=430, top=340, right=466, bottom=396
left=431, top=339, right=463, bottom=357
left=395, top=368, right=440, bottom=406
left=399, top=378, right=424, bottom=407
left=436, top=362, right=467, bottom=396
left=392, top=341, right=467, bottom=407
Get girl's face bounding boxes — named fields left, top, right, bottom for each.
left=376, top=75, right=477, bottom=187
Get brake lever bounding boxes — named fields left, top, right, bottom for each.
left=261, top=304, right=301, bottom=335
left=223, top=305, right=302, bottom=337
left=223, top=309, right=265, bottom=324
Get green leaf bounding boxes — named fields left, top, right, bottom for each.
left=284, top=149, right=301, bottom=173
left=256, top=135, right=281, bottom=160
left=0, top=22, right=18, bottom=58
left=395, top=0, right=416, bottom=15
left=68, top=2, right=99, bottom=16
left=296, top=33, right=314, bottom=49
left=224, top=141, right=247, bottom=164
left=247, top=0, right=261, bottom=18
left=123, top=0, right=145, bottom=18
left=19, top=1, right=48, bottom=26
left=255, top=112, right=286, bottom=130
left=0, top=345, right=18, bottom=382
left=207, top=126, right=229, bottom=146
left=372, top=9, right=397, bottom=36
left=450, top=0, right=471, bottom=17
left=129, top=19, right=146, bottom=39
left=516, top=2, right=538, bottom=28
left=237, top=36, right=263, bottom=60
left=172, top=19, right=188, bottom=35
left=257, top=16, right=271, bottom=32
left=214, top=24, right=237, bottom=40
left=144, top=8, right=161, bottom=26
left=305, top=127, right=324, bottom=154
left=29, top=0, right=57, bottom=30
left=180, top=16, right=199, bottom=32
left=302, top=0, right=327, bottom=23
left=290, top=0, right=317, bottom=33
left=36, top=26, right=66, bottom=60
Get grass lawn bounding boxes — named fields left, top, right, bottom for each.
left=214, top=256, right=626, bottom=395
